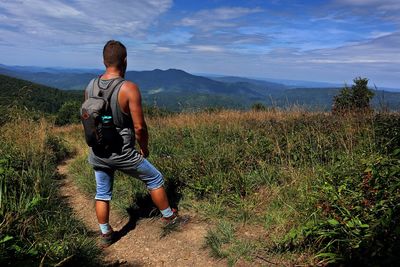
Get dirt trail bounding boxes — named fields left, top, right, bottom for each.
left=57, top=158, right=225, bottom=267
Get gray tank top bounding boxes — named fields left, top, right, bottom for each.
left=85, top=77, right=144, bottom=170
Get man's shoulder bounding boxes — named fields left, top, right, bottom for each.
left=121, top=80, right=139, bottom=89
left=120, top=80, right=140, bottom=94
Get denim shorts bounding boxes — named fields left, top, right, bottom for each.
left=94, top=159, right=164, bottom=201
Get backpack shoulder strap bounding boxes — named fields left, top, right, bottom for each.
left=96, top=77, right=125, bottom=110
left=100, top=78, right=124, bottom=100
left=86, top=78, right=97, bottom=98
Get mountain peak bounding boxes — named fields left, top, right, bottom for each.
left=151, top=68, right=189, bottom=74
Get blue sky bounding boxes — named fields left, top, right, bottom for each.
left=0, top=0, right=399, bottom=87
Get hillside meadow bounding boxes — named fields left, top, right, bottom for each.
left=0, top=110, right=100, bottom=266
left=1, top=106, right=399, bottom=265
left=57, top=109, right=399, bottom=266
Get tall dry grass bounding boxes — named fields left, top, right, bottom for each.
left=0, top=115, right=100, bottom=266
left=65, top=109, right=389, bottom=265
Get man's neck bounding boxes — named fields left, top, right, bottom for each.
left=102, top=67, right=124, bottom=79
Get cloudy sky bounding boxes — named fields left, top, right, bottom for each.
left=0, top=0, right=399, bottom=87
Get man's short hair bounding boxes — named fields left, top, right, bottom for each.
left=103, top=40, right=127, bottom=68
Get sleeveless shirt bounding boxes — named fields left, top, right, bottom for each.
left=85, top=77, right=144, bottom=170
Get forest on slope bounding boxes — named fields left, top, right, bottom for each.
left=0, top=74, right=81, bottom=114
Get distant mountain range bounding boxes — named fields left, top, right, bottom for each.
left=199, top=72, right=400, bottom=91
left=201, top=73, right=343, bottom=89
left=0, top=64, right=96, bottom=90
left=0, top=64, right=399, bottom=111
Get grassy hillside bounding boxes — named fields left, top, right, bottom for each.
left=1, top=107, right=398, bottom=265
left=0, top=74, right=82, bottom=113
left=66, top=109, right=400, bottom=265
left=0, top=113, right=100, bottom=266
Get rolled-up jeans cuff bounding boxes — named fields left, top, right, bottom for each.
left=148, top=182, right=165, bottom=191
left=133, top=159, right=165, bottom=190
left=94, top=168, right=114, bottom=200
left=94, top=197, right=111, bottom=201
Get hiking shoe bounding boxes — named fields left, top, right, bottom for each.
left=100, top=229, right=117, bottom=248
left=160, top=208, right=179, bottom=225
left=160, top=209, right=190, bottom=238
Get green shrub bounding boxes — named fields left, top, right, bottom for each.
left=333, top=77, right=375, bottom=113
left=55, top=101, right=81, bottom=125
left=251, top=102, right=267, bottom=111
left=45, top=135, right=70, bottom=162
left=284, top=152, right=400, bottom=265
left=373, top=113, right=400, bottom=154
left=143, top=105, right=173, bottom=117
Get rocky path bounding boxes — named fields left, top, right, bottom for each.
left=57, top=158, right=225, bottom=267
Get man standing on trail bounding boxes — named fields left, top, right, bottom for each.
left=83, top=40, right=179, bottom=247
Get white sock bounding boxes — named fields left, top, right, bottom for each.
left=99, top=223, right=111, bottom=234
left=160, top=207, right=174, bottom=218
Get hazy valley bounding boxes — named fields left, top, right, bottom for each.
left=1, top=64, right=399, bottom=111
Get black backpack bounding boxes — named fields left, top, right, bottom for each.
left=80, top=77, right=124, bottom=148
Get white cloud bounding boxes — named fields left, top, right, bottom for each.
left=148, top=29, right=193, bottom=45
left=369, top=31, right=393, bottom=38
left=336, top=0, right=400, bottom=9
left=1, top=0, right=82, bottom=19
left=153, top=46, right=172, bottom=53
left=335, top=0, right=400, bottom=15
left=152, top=45, right=186, bottom=53
left=189, top=45, right=224, bottom=52
left=206, top=7, right=263, bottom=20
left=0, top=0, right=173, bottom=46
left=308, top=59, right=394, bottom=64
left=179, top=7, right=263, bottom=31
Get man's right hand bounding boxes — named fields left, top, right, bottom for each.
left=140, top=148, right=149, bottom=158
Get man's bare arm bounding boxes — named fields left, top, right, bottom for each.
left=125, top=82, right=149, bottom=157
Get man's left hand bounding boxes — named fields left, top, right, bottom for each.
left=140, top=148, right=149, bottom=158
